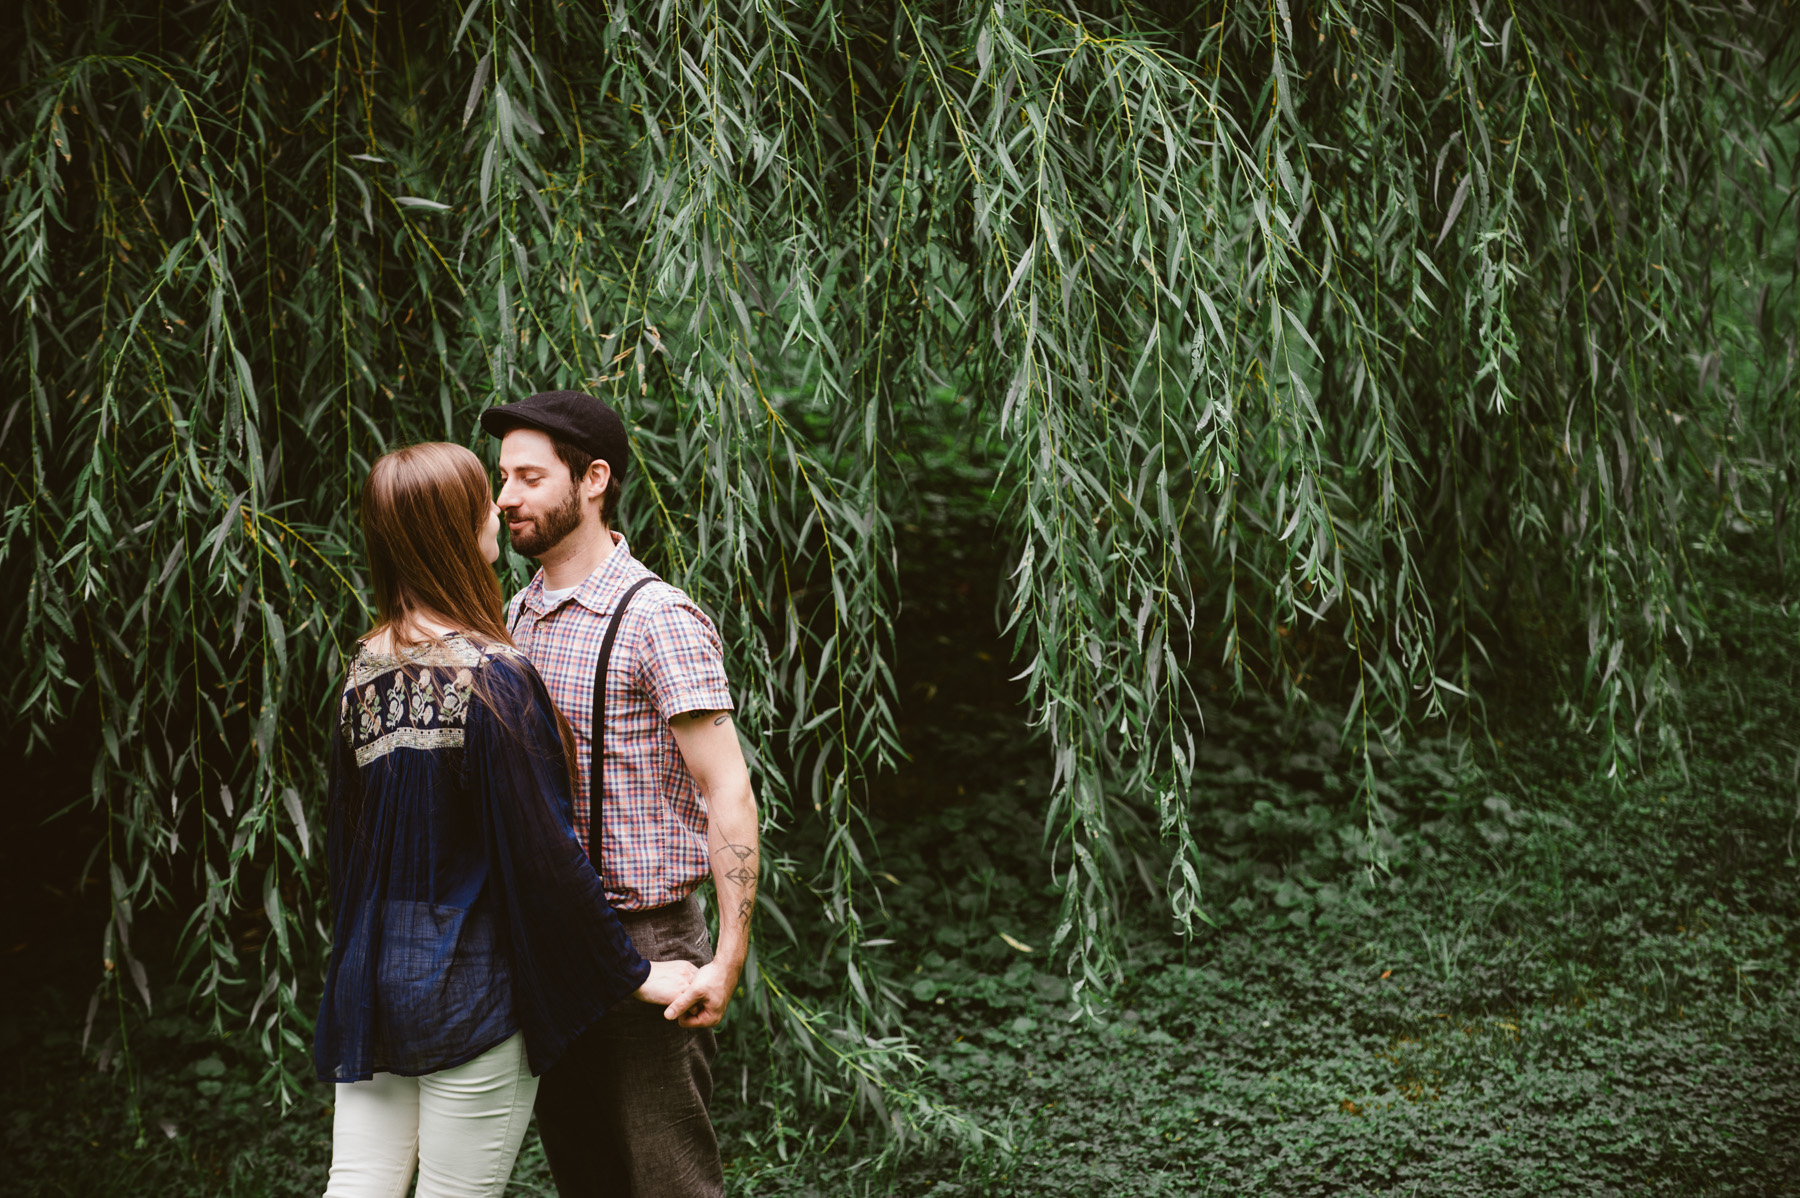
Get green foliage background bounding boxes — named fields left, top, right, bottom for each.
left=3, top=0, right=1796, bottom=1127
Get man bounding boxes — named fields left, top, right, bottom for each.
left=480, top=390, right=758, bottom=1198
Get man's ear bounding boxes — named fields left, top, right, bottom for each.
left=584, top=459, right=612, bottom=502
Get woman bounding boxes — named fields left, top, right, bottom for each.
left=313, top=442, right=695, bottom=1198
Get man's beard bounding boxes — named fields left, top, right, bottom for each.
left=507, top=484, right=583, bottom=558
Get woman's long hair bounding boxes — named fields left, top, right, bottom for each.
left=362, top=441, right=510, bottom=647
left=356, top=442, right=579, bottom=790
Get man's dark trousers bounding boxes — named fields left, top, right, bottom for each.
left=534, top=895, right=724, bottom=1198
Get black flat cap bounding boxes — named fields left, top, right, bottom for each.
left=480, top=390, right=628, bottom=479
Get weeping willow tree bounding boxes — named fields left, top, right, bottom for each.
left=4, top=0, right=1796, bottom=1129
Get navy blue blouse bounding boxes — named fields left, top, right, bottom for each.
left=313, top=634, right=650, bottom=1082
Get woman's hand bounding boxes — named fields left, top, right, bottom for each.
left=633, top=959, right=699, bottom=1006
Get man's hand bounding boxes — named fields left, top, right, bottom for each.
left=663, top=959, right=737, bottom=1027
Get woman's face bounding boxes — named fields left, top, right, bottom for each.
left=479, top=499, right=502, bottom=565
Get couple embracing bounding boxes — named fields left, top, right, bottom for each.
left=313, top=391, right=756, bottom=1198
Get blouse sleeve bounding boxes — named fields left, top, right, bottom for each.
left=314, top=685, right=372, bottom=1082
left=465, top=652, right=651, bottom=1076
left=323, top=701, right=357, bottom=886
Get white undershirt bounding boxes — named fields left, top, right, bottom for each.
left=541, top=584, right=580, bottom=607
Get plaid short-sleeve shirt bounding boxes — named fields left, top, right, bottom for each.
left=506, top=534, right=734, bottom=910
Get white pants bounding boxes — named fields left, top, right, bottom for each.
left=322, top=1032, right=539, bottom=1198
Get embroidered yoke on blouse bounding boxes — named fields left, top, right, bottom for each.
left=344, top=642, right=478, bottom=765
left=314, top=634, right=650, bottom=1083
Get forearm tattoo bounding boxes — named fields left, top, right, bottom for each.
left=714, top=839, right=759, bottom=928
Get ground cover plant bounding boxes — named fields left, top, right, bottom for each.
left=841, top=727, right=1800, bottom=1195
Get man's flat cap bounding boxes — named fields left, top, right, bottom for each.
left=480, top=390, right=628, bottom=478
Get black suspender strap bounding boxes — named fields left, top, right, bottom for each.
left=589, top=576, right=657, bottom=870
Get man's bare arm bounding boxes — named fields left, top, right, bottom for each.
left=665, top=709, right=759, bottom=1028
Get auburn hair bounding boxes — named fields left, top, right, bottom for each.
left=358, top=442, right=578, bottom=788
left=362, top=442, right=511, bottom=647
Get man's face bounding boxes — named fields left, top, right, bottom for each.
left=496, top=428, right=585, bottom=558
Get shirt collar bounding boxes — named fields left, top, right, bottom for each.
left=570, top=533, right=635, bottom=615
left=522, top=532, right=634, bottom=617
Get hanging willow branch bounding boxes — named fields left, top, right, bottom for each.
left=3, top=0, right=1795, bottom=1122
